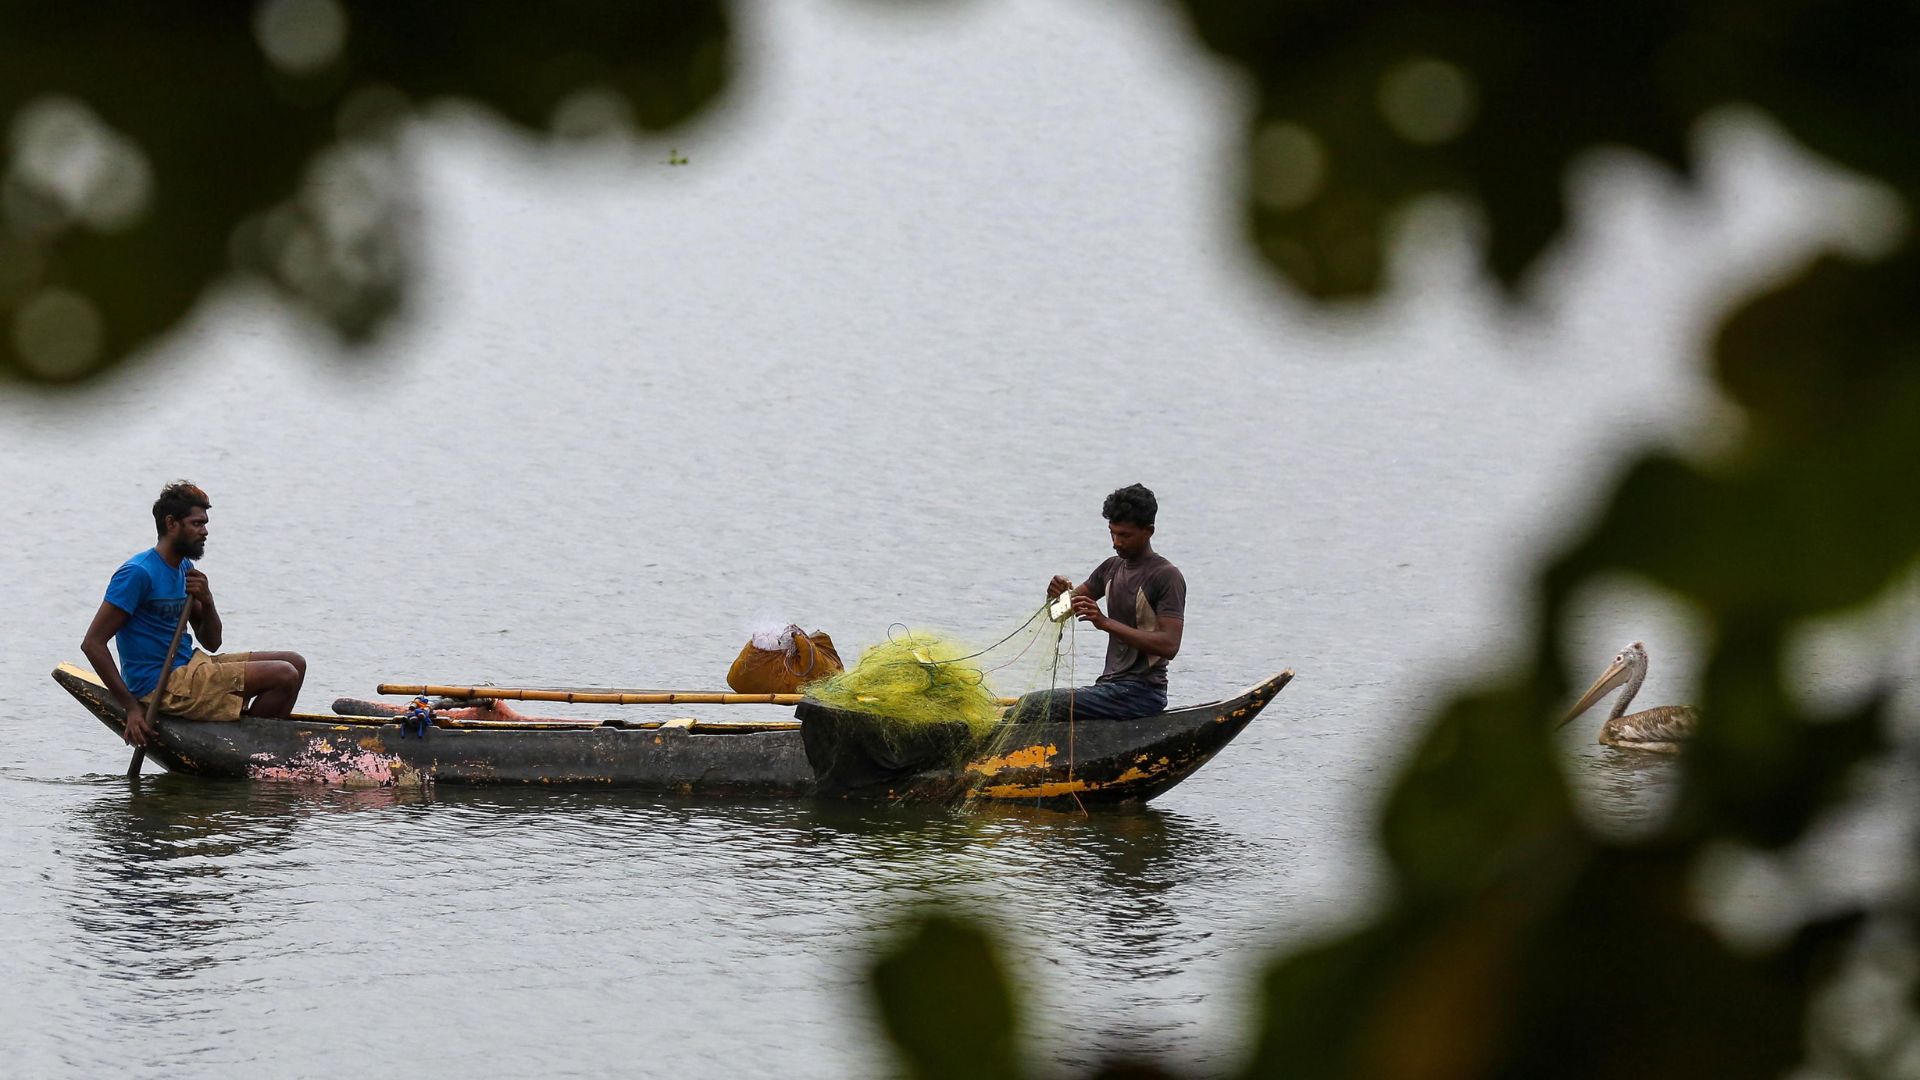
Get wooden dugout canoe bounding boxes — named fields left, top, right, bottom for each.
left=52, top=662, right=1292, bottom=806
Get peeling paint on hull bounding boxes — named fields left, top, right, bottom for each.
left=965, top=743, right=1059, bottom=774
left=247, top=743, right=421, bottom=787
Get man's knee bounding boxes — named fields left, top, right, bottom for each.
left=1009, top=689, right=1069, bottom=722
left=244, top=659, right=301, bottom=692
left=1006, top=691, right=1041, bottom=721
left=259, top=651, right=307, bottom=676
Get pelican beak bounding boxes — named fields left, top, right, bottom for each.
left=1560, top=657, right=1630, bottom=729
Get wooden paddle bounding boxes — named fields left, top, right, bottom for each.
left=377, top=683, right=1021, bottom=707
left=128, top=586, right=195, bottom=778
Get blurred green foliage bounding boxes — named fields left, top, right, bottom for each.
left=8, top=1, right=1918, bottom=1076
left=0, top=1, right=726, bottom=382
left=873, top=915, right=1026, bottom=1080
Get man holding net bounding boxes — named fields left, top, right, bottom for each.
left=1010, top=483, right=1186, bottom=722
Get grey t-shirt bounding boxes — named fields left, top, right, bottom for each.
left=1084, top=553, right=1186, bottom=688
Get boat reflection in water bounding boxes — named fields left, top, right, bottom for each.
left=56, top=772, right=1269, bottom=1074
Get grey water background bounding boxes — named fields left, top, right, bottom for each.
left=3, top=4, right=1915, bottom=1077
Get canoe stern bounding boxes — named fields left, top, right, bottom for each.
left=801, top=670, right=1294, bottom=807
left=964, top=670, right=1294, bottom=805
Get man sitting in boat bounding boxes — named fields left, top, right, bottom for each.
left=78, top=481, right=308, bottom=747
left=1009, top=483, right=1186, bottom=722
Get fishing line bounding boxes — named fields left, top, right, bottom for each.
left=983, top=621, right=1050, bottom=674
left=1066, top=611, right=1087, bottom=816
left=883, top=601, right=1050, bottom=666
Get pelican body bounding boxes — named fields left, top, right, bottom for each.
left=1561, top=641, right=1698, bottom=753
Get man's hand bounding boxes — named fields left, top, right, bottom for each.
left=1072, top=595, right=1109, bottom=630
left=1047, top=575, right=1074, bottom=599
left=184, top=567, right=223, bottom=649
left=124, top=702, right=154, bottom=747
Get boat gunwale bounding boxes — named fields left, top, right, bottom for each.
left=52, top=663, right=804, bottom=736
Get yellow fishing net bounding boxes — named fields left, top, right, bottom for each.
left=802, top=605, right=1074, bottom=741
left=803, top=633, right=1004, bottom=736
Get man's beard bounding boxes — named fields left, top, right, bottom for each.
left=180, top=537, right=206, bottom=559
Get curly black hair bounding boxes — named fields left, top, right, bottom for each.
left=1101, top=483, right=1157, bottom=527
left=152, top=481, right=210, bottom=536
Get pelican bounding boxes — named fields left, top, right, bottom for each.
left=1560, top=641, right=1698, bottom=753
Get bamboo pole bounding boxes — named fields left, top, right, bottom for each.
left=376, top=683, right=1020, bottom=707
left=129, top=584, right=195, bottom=778
left=378, top=684, right=801, bottom=705
left=278, top=707, right=803, bottom=733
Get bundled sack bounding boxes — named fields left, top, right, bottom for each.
left=727, top=624, right=843, bottom=694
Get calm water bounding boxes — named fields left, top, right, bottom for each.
left=4, top=4, right=1913, bottom=1077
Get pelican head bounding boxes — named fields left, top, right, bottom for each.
left=1559, top=641, right=1649, bottom=728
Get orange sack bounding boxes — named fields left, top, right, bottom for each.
left=727, top=626, right=844, bottom=694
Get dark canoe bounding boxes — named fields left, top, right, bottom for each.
left=799, top=670, right=1295, bottom=807
left=53, top=663, right=814, bottom=795
left=53, top=663, right=1292, bottom=806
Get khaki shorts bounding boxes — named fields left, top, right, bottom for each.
left=158, top=650, right=252, bottom=722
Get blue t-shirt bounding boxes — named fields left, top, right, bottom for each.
left=104, top=548, right=194, bottom=697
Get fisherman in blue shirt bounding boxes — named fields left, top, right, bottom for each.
left=80, top=481, right=307, bottom=748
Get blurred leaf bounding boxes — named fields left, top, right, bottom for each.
left=872, top=914, right=1025, bottom=1080
left=0, top=2, right=729, bottom=384
left=1177, top=0, right=1704, bottom=296
left=1174, top=0, right=1919, bottom=299
left=1723, top=3, right=1920, bottom=195
left=1244, top=844, right=1834, bottom=1079
left=1676, top=641, right=1886, bottom=850
left=1715, top=250, right=1920, bottom=448
left=1378, top=684, right=1578, bottom=901
left=1549, top=375, right=1920, bottom=620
